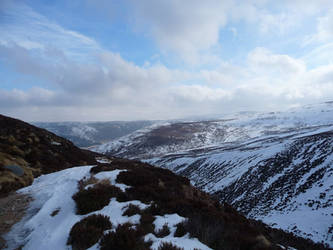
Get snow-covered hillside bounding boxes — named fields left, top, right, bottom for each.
left=150, top=126, right=333, bottom=246
left=92, top=102, right=333, bottom=158
left=34, top=121, right=154, bottom=147
left=92, top=102, right=333, bottom=247
left=4, top=165, right=211, bottom=250
left=4, top=159, right=327, bottom=250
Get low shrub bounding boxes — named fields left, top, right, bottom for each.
left=174, top=222, right=187, bottom=237
left=122, top=203, right=142, bottom=217
left=79, top=159, right=328, bottom=250
left=137, top=212, right=155, bottom=235
left=154, top=223, right=170, bottom=238
left=183, top=214, right=226, bottom=250
left=100, top=223, right=152, bottom=250
left=90, top=163, right=118, bottom=174
left=157, top=242, right=184, bottom=250
left=67, top=214, right=112, bottom=250
left=72, top=183, right=126, bottom=215
left=145, top=202, right=163, bottom=216
left=77, top=176, right=98, bottom=190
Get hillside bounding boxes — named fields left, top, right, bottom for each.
left=0, top=114, right=99, bottom=195
left=92, top=102, right=333, bottom=159
left=0, top=114, right=330, bottom=250
left=91, top=102, right=333, bottom=246
left=33, top=121, right=155, bottom=147
left=3, top=158, right=330, bottom=250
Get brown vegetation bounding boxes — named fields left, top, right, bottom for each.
left=157, top=242, right=184, bottom=250
left=0, top=193, right=32, bottom=249
left=67, top=214, right=112, bottom=250
left=0, top=114, right=100, bottom=195
left=100, top=223, right=152, bottom=250
left=154, top=223, right=170, bottom=238
left=122, top=204, right=142, bottom=217
left=88, top=158, right=330, bottom=250
left=72, top=183, right=125, bottom=215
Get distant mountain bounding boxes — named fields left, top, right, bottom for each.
left=92, top=102, right=333, bottom=247
left=0, top=114, right=99, bottom=195
left=92, top=102, right=333, bottom=159
left=33, top=120, right=155, bottom=147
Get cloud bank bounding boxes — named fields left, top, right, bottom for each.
left=1, top=0, right=333, bottom=121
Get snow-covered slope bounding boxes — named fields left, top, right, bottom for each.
left=34, top=121, right=154, bottom=147
left=92, top=102, right=333, bottom=247
left=92, top=102, right=333, bottom=158
left=5, top=160, right=327, bottom=250
left=4, top=165, right=211, bottom=250
left=150, top=126, right=333, bottom=246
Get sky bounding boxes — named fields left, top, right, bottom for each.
left=1, top=0, right=333, bottom=122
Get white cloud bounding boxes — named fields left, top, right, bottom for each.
left=2, top=0, right=333, bottom=121
left=126, top=0, right=230, bottom=62
left=3, top=39, right=333, bottom=122
left=171, top=85, right=231, bottom=102
left=313, top=10, right=333, bottom=42
left=0, top=1, right=101, bottom=60
left=302, top=43, right=333, bottom=68
left=247, top=47, right=306, bottom=76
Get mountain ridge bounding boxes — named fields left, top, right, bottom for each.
left=91, top=102, right=333, bottom=246
left=0, top=113, right=331, bottom=249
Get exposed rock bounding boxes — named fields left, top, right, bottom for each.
left=3, top=165, right=24, bottom=177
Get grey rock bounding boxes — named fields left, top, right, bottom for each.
left=3, top=165, right=24, bottom=177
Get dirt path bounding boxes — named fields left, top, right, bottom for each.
left=0, top=192, right=32, bottom=249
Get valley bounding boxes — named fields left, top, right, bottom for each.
left=91, top=102, right=333, bottom=247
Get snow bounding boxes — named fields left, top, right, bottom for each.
left=94, top=169, right=130, bottom=192
left=95, top=157, right=112, bottom=164
left=261, top=207, right=332, bottom=245
left=5, top=166, right=212, bottom=250
left=92, top=102, right=333, bottom=164
left=146, top=233, right=212, bottom=250
left=51, top=141, right=61, bottom=145
left=146, top=213, right=212, bottom=250
left=91, top=122, right=171, bottom=155
left=153, top=214, right=185, bottom=232
left=5, top=166, right=92, bottom=250
left=145, top=113, right=333, bottom=247
left=71, top=124, right=97, bottom=141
